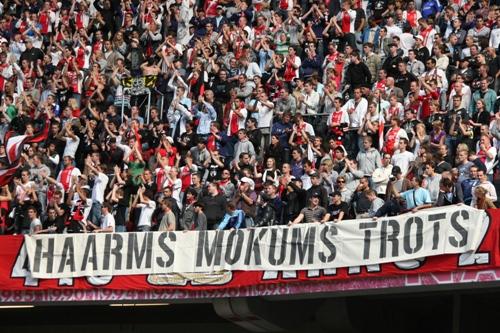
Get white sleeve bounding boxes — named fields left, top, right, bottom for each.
left=398, top=129, right=409, bottom=141
left=116, top=136, right=132, bottom=159
left=305, top=123, right=316, bottom=137
left=72, top=168, right=82, bottom=177
left=341, top=111, right=350, bottom=125
left=487, top=184, right=497, bottom=202
left=99, top=172, right=109, bottom=183
left=107, top=215, right=116, bottom=229
left=252, top=63, right=262, bottom=77
left=295, top=56, right=301, bottom=68
left=48, top=154, right=60, bottom=166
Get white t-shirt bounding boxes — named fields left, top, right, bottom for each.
left=101, top=213, right=116, bottom=232
left=483, top=147, right=498, bottom=175
left=16, top=181, right=35, bottom=202
left=386, top=25, right=402, bottom=38
left=91, top=172, right=109, bottom=204
left=301, top=91, right=320, bottom=115
left=424, top=173, right=442, bottom=203
left=471, top=181, right=498, bottom=206
left=399, top=33, right=416, bottom=57
left=341, top=98, right=368, bottom=128
left=391, top=150, right=415, bottom=176
left=29, top=218, right=42, bottom=235
left=63, top=136, right=80, bottom=159
left=257, top=101, right=274, bottom=129
left=137, top=200, right=156, bottom=227
left=242, top=62, right=262, bottom=80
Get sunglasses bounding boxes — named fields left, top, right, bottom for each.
left=337, top=180, right=345, bottom=183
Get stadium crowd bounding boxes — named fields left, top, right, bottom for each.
left=0, top=0, right=498, bottom=235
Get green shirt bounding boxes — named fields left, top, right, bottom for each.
left=6, top=105, right=17, bottom=121
left=127, top=161, right=145, bottom=185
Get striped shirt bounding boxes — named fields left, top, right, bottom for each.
left=300, top=206, right=327, bottom=223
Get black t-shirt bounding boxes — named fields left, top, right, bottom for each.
left=119, top=180, right=138, bottom=207
left=57, top=87, right=72, bottom=110
left=247, top=129, right=262, bottom=154
left=370, top=0, right=387, bottom=20
left=354, top=8, right=366, bottom=31
left=402, top=119, right=420, bottom=141
left=395, top=72, right=417, bottom=96
left=472, top=110, right=490, bottom=137
left=211, top=79, right=230, bottom=104
left=107, top=147, right=125, bottom=167
left=43, top=216, right=65, bottom=234
left=206, top=158, right=225, bottom=182
left=416, top=46, right=430, bottom=64
left=444, top=108, right=468, bottom=135
left=178, top=131, right=198, bottom=156
left=327, top=202, right=349, bottom=221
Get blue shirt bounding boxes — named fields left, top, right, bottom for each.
left=421, top=0, right=442, bottom=19
left=462, top=179, right=479, bottom=204
left=218, top=210, right=245, bottom=230
left=272, top=121, right=293, bottom=148
left=192, top=101, right=217, bottom=135
left=401, top=188, right=432, bottom=209
left=291, top=160, right=304, bottom=179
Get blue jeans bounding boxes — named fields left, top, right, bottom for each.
left=89, top=202, right=102, bottom=225
left=115, top=225, right=126, bottom=233
left=245, top=217, right=254, bottom=228
left=445, top=135, right=458, bottom=158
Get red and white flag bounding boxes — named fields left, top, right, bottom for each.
left=5, top=119, right=50, bottom=164
left=27, top=119, right=51, bottom=144
left=6, top=134, right=28, bottom=165
left=0, top=161, right=21, bottom=187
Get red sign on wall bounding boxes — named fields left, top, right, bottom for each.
left=0, top=209, right=499, bottom=302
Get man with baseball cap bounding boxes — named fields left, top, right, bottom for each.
left=306, top=171, right=329, bottom=208
left=322, top=191, right=349, bottom=223
left=414, top=35, right=430, bottom=63
left=233, top=176, right=257, bottom=227
left=288, top=193, right=326, bottom=225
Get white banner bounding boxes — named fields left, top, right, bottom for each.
left=24, top=206, right=489, bottom=279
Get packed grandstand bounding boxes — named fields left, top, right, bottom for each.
left=0, top=0, right=498, bottom=236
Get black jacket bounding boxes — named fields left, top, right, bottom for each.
left=435, top=186, right=463, bottom=207
left=264, top=143, right=284, bottom=169
left=382, top=55, right=402, bottom=78
left=345, top=62, right=372, bottom=88
left=415, top=46, right=430, bottom=64
left=201, top=193, right=227, bottom=224
left=282, top=182, right=307, bottom=220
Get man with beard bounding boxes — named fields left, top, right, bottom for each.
left=232, top=177, right=257, bottom=227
